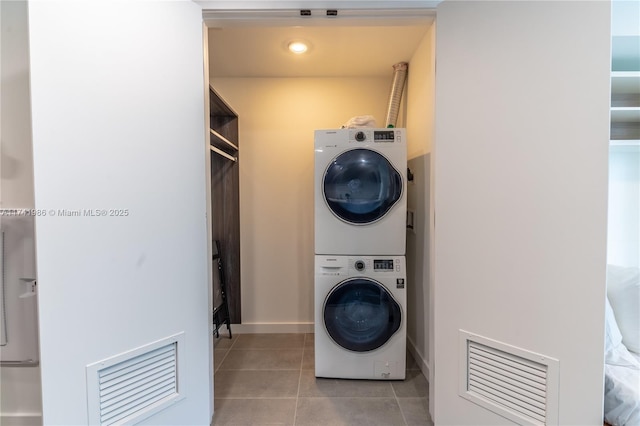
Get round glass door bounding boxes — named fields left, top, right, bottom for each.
left=323, top=149, right=402, bottom=224
left=323, top=278, right=402, bottom=352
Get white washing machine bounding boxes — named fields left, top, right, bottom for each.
left=315, top=255, right=406, bottom=380
left=314, top=128, right=407, bottom=256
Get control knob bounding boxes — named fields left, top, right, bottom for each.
left=354, top=260, right=365, bottom=271
left=354, top=131, right=366, bottom=142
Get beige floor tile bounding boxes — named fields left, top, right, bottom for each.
left=213, top=398, right=296, bottom=425
left=214, top=348, right=230, bottom=371
left=304, top=333, right=315, bottom=348
left=214, top=370, right=300, bottom=398
left=233, top=333, right=305, bottom=349
left=298, top=369, right=394, bottom=397
left=214, top=335, right=235, bottom=349
left=301, top=348, right=314, bottom=370
left=295, top=397, right=405, bottom=426
left=212, top=334, right=432, bottom=425
left=219, top=349, right=303, bottom=370
left=398, top=397, right=434, bottom=426
left=392, top=369, right=429, bottom=398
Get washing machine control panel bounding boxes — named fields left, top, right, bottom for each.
left=349, top=129, right=402, bottom=144
left=373, top=259, right=394, bottom=271
left=348, top=258, right=402, bottom=274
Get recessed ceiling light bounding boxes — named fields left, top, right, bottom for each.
left=288, top=41, right=309, bottom=54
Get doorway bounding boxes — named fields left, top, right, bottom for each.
left=201, top=3, right=438, bottom=418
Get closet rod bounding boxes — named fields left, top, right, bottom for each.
left=210, top=145, right=237, bottom=162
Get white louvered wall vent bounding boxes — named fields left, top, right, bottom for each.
left=86, top=333, right=185, bottom=425
left=459, top=330, right=559, bottom=425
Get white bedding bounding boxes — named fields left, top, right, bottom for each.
left=604, top=285, right=640, bottom=426
left=604, top=348, right=640, bottom=426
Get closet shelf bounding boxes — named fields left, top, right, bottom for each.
left=610, top=139, right=640, bottom=146
left=611, top=71, right=640, bottom=94
left=610, top=70, right=639, bottom=145
left=210, top=128, right=239, bottom=151
left=210, top=145, right=237, bottom=162
left=611, top=107, right=640, bottom=123
left=610, top=123, right=640, bottom=142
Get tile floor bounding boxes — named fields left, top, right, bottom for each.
left=212, top=333, right=434, bottom=426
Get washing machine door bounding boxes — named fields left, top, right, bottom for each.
left=323, top=148, right=402, bottom=225
left=323, top=278, right=402, bottom=352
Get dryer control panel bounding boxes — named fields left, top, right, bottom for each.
left=348, top=128, right=404, bottom=144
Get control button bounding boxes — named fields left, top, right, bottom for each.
left=354, top=260, right=365, bottom=271
left=355, top=131, right=366, bottom=142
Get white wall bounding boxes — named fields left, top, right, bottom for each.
left=608, top=146, right=640, bottom=267
left=211, top=77, right=390, bottom=330
left=433, top=1, right=610, bottom=424
left=0, top=1, right=33, bottom=210
left=27, top=2, right=212, bottom=424
left=0, top=1, right=42, bottom=424
left=406, top=25, right=436, bottom=160
left=404, top=24, right=435, bottom=377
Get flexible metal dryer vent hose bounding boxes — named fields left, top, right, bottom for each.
left=384, top=62, right=408, bottom=128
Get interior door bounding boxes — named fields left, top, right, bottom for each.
left=27, top=2, right=212, bottom=424
left=433, top=1, right=610, bottom=424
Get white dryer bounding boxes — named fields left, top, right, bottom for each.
left=315, top=255, right=406, bottom=380
left=314, top=128, right=407, bottom=256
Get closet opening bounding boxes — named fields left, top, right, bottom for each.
left=201, top=3, right=437, bottom=416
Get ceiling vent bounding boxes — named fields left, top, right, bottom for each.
left=459, top=330, right=559, bottom=425
left=86, top=333, right=185, bottom=425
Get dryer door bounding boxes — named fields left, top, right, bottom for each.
left=323, top=278, right=402, bottom=352
left=323, top=148, right=402, bottom=225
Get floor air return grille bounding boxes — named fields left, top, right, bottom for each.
left=86, top=333, right=185, bottom=425
left=459, top=330, right=559, bottom=425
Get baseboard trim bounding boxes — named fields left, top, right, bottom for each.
left=407, top=335, right=430, bottom=380
left=0, top=414, right=42, bottom=426
left=228, top=322, right=314, bottom=334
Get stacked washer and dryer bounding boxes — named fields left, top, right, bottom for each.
left=314, top=128, right=408, bottom=380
